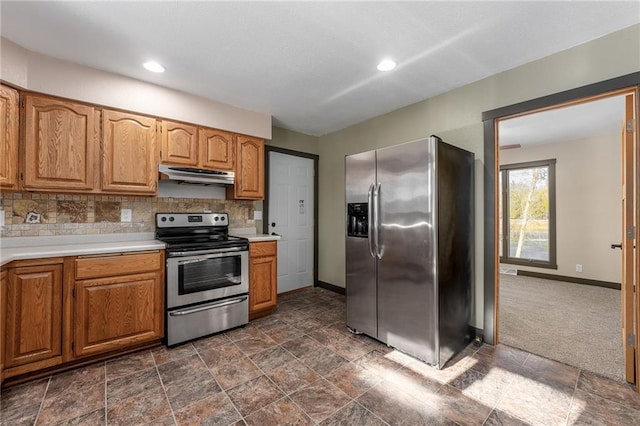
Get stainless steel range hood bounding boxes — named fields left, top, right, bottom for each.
left=158, top=165, right=234, bottom=185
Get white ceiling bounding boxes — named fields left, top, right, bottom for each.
left=499, top=95, right=627, bottom=148
left=1, top=1, right=639, bottom=137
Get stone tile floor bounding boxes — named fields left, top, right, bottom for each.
left=2, top=286, right=640, bottom=425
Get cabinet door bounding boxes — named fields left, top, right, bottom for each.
left=161, top=120, right=198, bottom=167
left=24, top=95, right=96, bottom=191
left=230, top=135, right=264, bottom=199
left=249, top=253, right=277, bottom=315
left=74, top=272, right=163, bottom=357
left=5, top=264, right=63, bottom=369
left=199, top=128, right=235, bottom=171
left=1, top=269, right=6, bottom=382
left=0, top=85, right=19, bottom=190
left=102, top=110, right=158, bottom=194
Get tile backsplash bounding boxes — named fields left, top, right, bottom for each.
left=0, top=192, right=256, bottom=238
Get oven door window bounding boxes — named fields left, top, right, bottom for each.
left=178, top=255, right=242, bottom=295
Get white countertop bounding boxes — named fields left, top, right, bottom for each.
left=242, top=234, right=281, bottom=242
left=229, top=228, right=281, bottom=242
left=1, top=233, right=165, bottom=266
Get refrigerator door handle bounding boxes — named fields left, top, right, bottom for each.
left=374, top=182, right=383, bottom=259
left=367, top=183, right=376, bottom=258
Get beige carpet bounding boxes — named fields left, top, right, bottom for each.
left=499, top=273, right=624, bottom=382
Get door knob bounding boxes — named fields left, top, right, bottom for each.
left=611, top=243, right=623, bottom=250
left=271, top=222, right=276, bottom=227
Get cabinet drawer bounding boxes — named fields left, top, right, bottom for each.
left=76, top=252, right=162, bottom=280
left=249, top=241, right=277, bottom=258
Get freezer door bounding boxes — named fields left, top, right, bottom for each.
left=376, top=138, right=437, bottom=362
left=345, top=150, right=377, bottom=338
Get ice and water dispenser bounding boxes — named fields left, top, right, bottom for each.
left=347, top=203, right=368, bottom=237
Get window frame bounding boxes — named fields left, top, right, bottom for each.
left=499, top=158, right=557, bottom=269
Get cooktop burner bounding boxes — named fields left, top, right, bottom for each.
left=155, top=213, right=248, bottom=252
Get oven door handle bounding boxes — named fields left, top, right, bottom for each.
left=168, top=296, right=248, bottom=316
left=179, top=258, right=211, bottom=265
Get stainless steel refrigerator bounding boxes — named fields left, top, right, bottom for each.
left=346, top=135, right=473, bottom=369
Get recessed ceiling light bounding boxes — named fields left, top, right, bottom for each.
left=143, top=61, right=165, bottom=73
left=377, top=59, right=396, bottom=72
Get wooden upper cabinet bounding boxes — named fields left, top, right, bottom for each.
left=24, top=95, right=97, bottom=191
left=200, top=128, right=235, bottom=171
left=0, top=85, right=19, bottom=190
left=228, top=135, right=265, bottom=199
left=161, top=120, right=198, bottom=167
left=102, top=110, right=159, bottom=194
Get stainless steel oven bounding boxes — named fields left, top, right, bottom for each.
left=166, top=248, right=248, bottom=309
left=156, top=213, right=250, bottom=346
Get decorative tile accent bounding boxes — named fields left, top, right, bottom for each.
left=12, top=199, right=50, bottom=223
left=56, top=200, right=88, bottom=223
left=94, top=201, right=120, bottom=222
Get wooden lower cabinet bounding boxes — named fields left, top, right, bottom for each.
left=2, top=251, right=164, bottom=381
left=73, top=271, right=163, bottom=357
left=249, top=241, right=278, bottom=319
left=1, top=269, right=7, bottom=382
left=73, top=251, right=164, bottom=358
left=4, top=261, right=63, bottom=373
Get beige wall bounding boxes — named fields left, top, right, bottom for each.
left=0, top=38, right=272, bottom=139
left=254, top=127, right=319, bottom=232
left=268, top=126, right=319, bottom=155
left=317, top=24, right=640, bottom=328
left=500, top=132, right=621, bottom=283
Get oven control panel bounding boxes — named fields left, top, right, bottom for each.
left=156, top=213, right=228, bottom=227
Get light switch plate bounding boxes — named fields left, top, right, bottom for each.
left=0, top=210, right=4, bottom=227
left=121, top=209, right=132, bottom=222
left=254, top=211, right=263, bottom=220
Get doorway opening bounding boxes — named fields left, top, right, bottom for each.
left=497, top=93, right=627, bottom=381
left=482, top=72, right=640, bottom=388
left=264, top=146, right=319, bottom=294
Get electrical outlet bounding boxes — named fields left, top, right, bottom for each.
left=576, top=264, right=583, bottom=273
left=121, top=209, right=132, bottom=223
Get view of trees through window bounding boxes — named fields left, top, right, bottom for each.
left=500, top=160, right=556, bottom=267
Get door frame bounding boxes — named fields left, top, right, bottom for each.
left=264, top=146, right=319, bottom=289
left=482, top=72, right=640, bottom=354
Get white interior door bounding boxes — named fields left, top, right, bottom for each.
left=268, top=152, right=314, bottom=293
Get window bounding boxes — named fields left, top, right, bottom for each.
left=499, top=159, right=557, bottom=269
